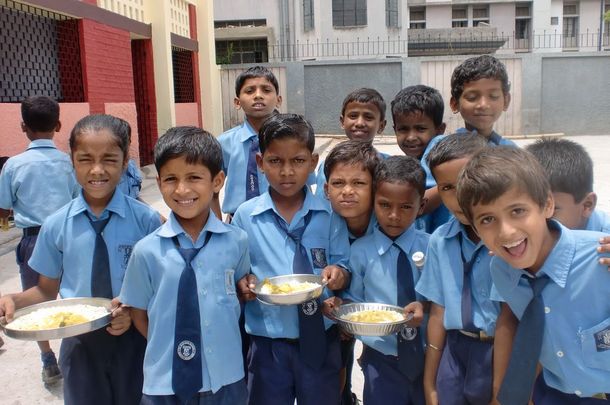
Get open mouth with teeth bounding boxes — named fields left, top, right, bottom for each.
left=176, top=198, right=197, bottom=205
left=89, top=179, right=108, bottom=186
left=503, top=238, right=527, bottom=257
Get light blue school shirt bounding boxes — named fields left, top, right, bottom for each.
left=29, top=190, right=161, bottom=298
left=119, top=212, right=250, bottom=395
left=0, top=139, right=79, bottom=228
left=455, top=127, right=517, bottom=147
left=232, top=187, right=350, bottom=339
left=117, top=159, right=142, bottom=199
left=586, top=209, right=610, bottom=233
left=329, top=211, right=377, bottom=249
left=344, top=224, right=430, bottom=356
left=415, top=217, right=500, bottom=336
left=490, top=221, right=610, bottom=397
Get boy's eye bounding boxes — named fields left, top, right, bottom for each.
left=479, top=216, right=494, bottom=225
left=401, top=204, right=413, bottom=210
left=378, top=202, right=390, bottom=208
left=330, top=180, right=345, bottom=188
left=440, top=185, right=454, bottom=192
left=353, top=180, right=367, bottom=187
left=294, top=158, right=306, bottom=164
left=162, top=176, right=176, bottom=183
left=512, top=207, right=526, bottom=216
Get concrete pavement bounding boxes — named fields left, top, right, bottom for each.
left=0, top=134, right=609, bottom=404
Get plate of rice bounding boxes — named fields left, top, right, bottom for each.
left=0, top=297, right=113, bottom=341
left=252, top=274, right=325, bottom=305
left=333, top=302, right=412, bottom=336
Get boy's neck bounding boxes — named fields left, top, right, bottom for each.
left=245, top=116, right=269, bottom=134
left=345, top=211, right=372, bottom=239
left=175, top=209, right=211, bottom=242
left=85, top=190, right=115, bottom=217
left=465, top=123, right=493, bottom=139
left=27, top=132, right=55, bottom=142
left=271, top=188, right=306, bottom=225
left=526, top=221, right=560, bottom=275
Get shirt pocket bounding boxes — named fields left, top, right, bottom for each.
left=214, top=268, right=239, bottom=307
left=580, top=316, right=610, bottom=371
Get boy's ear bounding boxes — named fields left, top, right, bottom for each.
left=323, top=182, right=329, bottom=199
left=55, top=120, right=62, bottom=132
left=543, top=194, right=555, bottom=219
left=503, top=93, right=511, bottom=111
left=212, top=170, right=226, bottom=193
left=233, top=96, right=242, bottom=110
left=20, top=122, right=27, bottom=133
left=449, top=97, right=459, bottom=114
left=156, top=176, right=161, bottom=189
left=276, top=95, right=283, bottom=108
left=377, top=119, right=387, bottom=134
left=310, top=153, right=319, bottom=173
left=581, top=192, right=597, bottom=219
left=255, top=152, right=264, bottom=172
left=339, top=115, right=346, bottom=129
left=436, top=122, right=447, bottom=135
left=418, top=197, right=428, bottom=216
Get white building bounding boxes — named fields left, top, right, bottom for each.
left=213, top=0, right=610, bottom=61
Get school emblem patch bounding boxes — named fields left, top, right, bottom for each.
left=594, top=328, right=610, bottom=352
left=302, top=299, right=318, bottom=316
left=177, top=340, right=196, bottom=360
left=310, top=248, right=327, bottom=268
left=399, top=327, right=418, bottom=341
left=118, top=244, right=133, bottom=269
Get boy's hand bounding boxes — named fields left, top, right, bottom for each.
left=598, top=236, right=610, bottom=269
left=322, top=296, right=342, bottom=319
left=0, top=295, right=16, bottom=322
left=237, top=274, right=258, bottom=302
left=404, top=301, right=424, bottom=328
left=321, top=265, right=350, bottom=290
left=107, top=298, right=132, bottom=336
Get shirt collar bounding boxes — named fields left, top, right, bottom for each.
left=251, top=186, right=328, bottom=219
left=238, top=120, right=258, bottom=143
left=27, top=139, right=56, bottom=149
left=158, top=211, right=230, bottom=240
left=67, top=189, right=126, bottom=219
left=374, top=223, right=417, bottom=256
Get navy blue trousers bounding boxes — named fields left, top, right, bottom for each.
left=533, top=374, right=609, bottom=404
left=360, top=345, right=425, bottom=405
left=60, top=326, right=146, bottom=405
left=436, top=331, right=493, bottom=405
left=16, top=234, right=39, bottom=290
left=141, top=379, right=248, bottom=405
left=247, top=328, right=341, bottom=405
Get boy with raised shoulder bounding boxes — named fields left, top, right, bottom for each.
left=416, top=133, right=497, bottom=405
left=234, top=113, right=351, bottom=405
left=457, top=146, right=610, bottom=405
left=120, top=127, right=251, bottom=404
left=450, top=55, right=516, bottom=146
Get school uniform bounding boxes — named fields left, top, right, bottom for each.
left=455, top=127, right=517, bottom=147
left=490, top=220, right=610, bottom=403
left=415, top=217, right=500, bottom=405
left=117, top=159, right=143, bottom=199
left=0, top=139, right=79, bottom=289
left=29, top=189, right=161, bottom=405
left=232, top=187, right=349, bottom=405
left=119, top=212, right=250, bottom=404
left=586, top=209, right=610, bottom=233
left=344, top=224, right=429, bottom=405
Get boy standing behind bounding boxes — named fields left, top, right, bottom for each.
left=0, top=95, right=78, bottom=385
left=234, top=114, right=350, bottom=405
left=457, top=147, right=610, bottom=404
left=216, top=66, right=282, bottom=219
left=450, top=55, right=516, bottom=147
left=120, top=127, right=251, bottom=404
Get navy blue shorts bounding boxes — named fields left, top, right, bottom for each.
left=60, top=326, right=146, bottom=405
left=140, top=379, right=248, bottom=405
left=15, top=234, right=39, bottom=290
left=533, top=374, right=609, bottom=404
left=436, top=330, right=493, bottom=405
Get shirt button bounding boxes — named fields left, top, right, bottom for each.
left=204, top=321, right=210, bottom=326
left=202, top=289, right=207, bottom=295
left=575, top=390, right=582, bottom=396
left=557, top=351, right=564, bottom=357
left=207, top=348, right=212, bottom=353
left=544, top=307, right=551, bottom=313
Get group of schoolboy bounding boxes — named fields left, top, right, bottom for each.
left=1, top=54, right=609, bottom=405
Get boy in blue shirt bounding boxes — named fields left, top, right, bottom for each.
left=415, top=133, right=497, bottom=405
left=120, top=127, right=251, bottom=404
left=457, top=147, right=610, bottom=404
left=450, top=55, right=517, bottom=147
left=233, top=113, right=351, bottom=405
left=391, top=85, right=449, bottom=233
left=331, top=155, right=429, bottom=405
left=0, top=95, right=79, bottom=385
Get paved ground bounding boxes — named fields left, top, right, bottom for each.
left=0, top=134, right=609, bottom=404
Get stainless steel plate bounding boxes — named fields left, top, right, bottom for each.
left=0, top=297, right=113, bottom=341
left=333, top=302, right=412, bottom=336
left=252, top=274, right=325, bottom=306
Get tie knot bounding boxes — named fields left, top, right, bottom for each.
left=178, top=247, right=199, bottom=265
left=527, top=274, right=550, bottom=296
left=88, top=214, right=111, bottom=235
left=250, top=136, right=259, bottom=150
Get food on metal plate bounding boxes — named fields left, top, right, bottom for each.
left=341, top=309, right=404, bottom=323
left=7, top=304, right=110, bottom=331
left=259, top=278, right=321, bottom=295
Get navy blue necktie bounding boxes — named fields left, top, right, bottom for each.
left=87, top=212, right=113, bottom=299
left=459, top=233, right=485, bottom=332
left=245, top=136, right=260, bottom=201
left=172, top=233, right=212, bottom=403
left=274, top=212, right=326, bottom=370
left=395, top=244, right=424, bottom=381
left=497, top=274, right=550, bottom=405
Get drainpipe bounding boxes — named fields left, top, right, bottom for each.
left=600, top=0, right=605, bottom=51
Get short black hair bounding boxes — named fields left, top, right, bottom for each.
left=427, top=132, right=488, bottom=172
left=21, top=96, right=60, bottom=132
left=154, top=126, right=223, bottom=177
left=451, top=55, right=511, bottom=100
left=526, top=137, right=593, bottom=202
left=70, top=114, right=131, bottom=157
left=235, top=66, right=279, bottom=96
left=324, top=140, right=380, bottom=180
left=391, top=85, right=444, bottom=127
left=341, top=88, right=386, bottom=120
left=374, top=155, right=426, bottom=198
left=258, top=113, right=315, bottom=154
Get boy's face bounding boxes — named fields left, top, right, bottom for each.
left=432, top=157, right=471, bottom=225
left=157, top=156, right=224, bottom=228
left=470, top=186, right=555, bottom=273
left=234, top=77, right=282, bottom=120
left=450, top=78, right=510, bottom=137
left=374, top=181, right=425, bottom=239
left=324, top=162, right=373, bottom=222
left=394, top=111, right=445, bottom=160
left=551, top=191, right=596, bottom=230
left=256, top=137, right=318, bottom=199
left=340, top=101, right=386, bottom=142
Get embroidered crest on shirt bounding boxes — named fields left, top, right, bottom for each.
left=118, top=244, right=133, bottom=269
left=594, top=327, right=610, bottom=352
left=177, top=340, right=196, bottom=360
left=224, top=269, right=236, bottom=295
left=310, top=248, right=327, bottom=268
left=400, top=327, right=418, bottom=341
left=302, top=299, right=318, bottom=316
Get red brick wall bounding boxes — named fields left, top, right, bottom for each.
left=79, top=19, right=135, bottom=114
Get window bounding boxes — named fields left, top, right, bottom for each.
left=386, top=0, right=398, bottom=28
left=214, top=19, right=266, bottom=28
left=303, top=0, right=314, bottom=32
left=332, top=0, right=367, bottom=27
left=515, top=4, right=531, bottom=49
left=452, top=6, right=468, bottom=28
left=472, top=5, right=489, bottom=27
left=215, top=39, right=268, bottom=64
left=563, top=2, right=579, bottom=47
left=409, top=7, right=426, bottom=29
